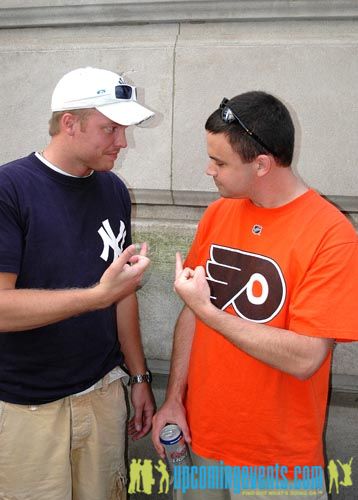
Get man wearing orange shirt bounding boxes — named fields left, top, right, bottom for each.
left=152, top=91, right=358, bottom=499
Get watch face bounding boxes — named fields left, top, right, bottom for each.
left=130, top=371, right=152, bottom=385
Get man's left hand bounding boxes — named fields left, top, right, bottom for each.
left=174, top=252, right=212, bottom=315
left=128, top=382, right=156, bottom=440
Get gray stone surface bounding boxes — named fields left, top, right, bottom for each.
left=332, top=344, right=358, bottom=377
left=172, top=21, right=358, bottom=196
left=0, top=24, right=176, bottom=191
left=0, top=13, right=357, bottom=200
left=133, top=219, right=196, bottom=360
left=1, top=1, right=357, bottom=28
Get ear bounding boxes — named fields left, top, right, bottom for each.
left=61, top=112, right=79, bottom=136
left=255, top=154, right=272, bottom=178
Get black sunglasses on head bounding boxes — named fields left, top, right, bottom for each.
left=115, top=84, right=137, bottom=101
left=219, top=98, right=276, bottom=157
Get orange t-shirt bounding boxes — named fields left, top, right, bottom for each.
left=184, top=189, right=358, bottom=471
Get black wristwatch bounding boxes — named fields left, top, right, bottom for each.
left=129, top=370, right=152, bottom=385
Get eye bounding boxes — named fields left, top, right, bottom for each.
left=103, top=126, right=116, bottom=134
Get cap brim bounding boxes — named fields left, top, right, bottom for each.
left=96, top=101, right=154, bottom=126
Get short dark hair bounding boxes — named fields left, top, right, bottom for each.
left=205, top=91, right=294, bottom=166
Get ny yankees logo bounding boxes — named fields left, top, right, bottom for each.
left=98, top=219, right=126, bottom=262
left=206, top=245, right=286, bottom=323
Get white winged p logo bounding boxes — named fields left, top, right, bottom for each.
left=206, top=244, right=286, bottom=323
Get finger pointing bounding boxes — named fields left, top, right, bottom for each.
left=139, top=242, right=148, bottom=257
left=175, top=252, right=183, bottom=279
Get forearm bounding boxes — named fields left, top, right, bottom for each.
left=0, top=285, right=103, bottom=332
left=152, top=305, right=195, bottom=454
left=197, top=302, right=333, bottom=379
left=117, top=293, right=155, bottom=440
left=0, top=244, right=149, bottom=333
left=116, top=293, right=147, bottom=374
left=165, top=305, right=196, bottom=402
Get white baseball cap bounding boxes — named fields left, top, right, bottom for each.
left=51, top=67, right=154, bottom=126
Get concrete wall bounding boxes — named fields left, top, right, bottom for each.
left=0, top=2, right=357, bottom=380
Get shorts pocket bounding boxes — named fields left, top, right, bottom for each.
left=110, top=469, right=127, bottom=500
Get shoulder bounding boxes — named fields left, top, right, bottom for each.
left=0, top=154, right=38, bottom=201
left=0, top=154, right=34, bottom=178
left=305, top=191, right=357, bottom=242
left=96, top=171, right=129, bottom=193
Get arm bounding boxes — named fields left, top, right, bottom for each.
left=174, top=253, right=333, bottom=381
left=116, top=292, right=155, bottom=440
left=152, top=304, right=196, bottom=458
left=0, top=243, right=149, bottom=332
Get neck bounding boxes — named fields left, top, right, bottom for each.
left=42, top=140, right=93, bottom=177
left=251, top=167, right=308, bottom=208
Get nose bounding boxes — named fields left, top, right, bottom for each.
left=114, top=127, right=127, bottom=148
left=206, top=160, right=217, bottom=177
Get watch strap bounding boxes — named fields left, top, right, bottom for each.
left=129, top=370, right=152, bottom=385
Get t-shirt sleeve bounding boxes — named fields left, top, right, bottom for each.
left=0, top=193, right=23, bottom=275
left=288, top=238, right=358, bottom=342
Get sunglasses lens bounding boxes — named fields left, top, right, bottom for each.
left=222, top=107, right=235, bottom=123
left=219, top=97, right=229, bottom=109
left=115, top=85, right=135, bottom=100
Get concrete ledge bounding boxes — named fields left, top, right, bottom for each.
left=1, top=1, right=357, bottom=29
left=326, top=195, right=358, bottom=213
left=147, top=358, right=171, bottom=375
left=130, top=189, right=358, bottom=213
left=331, top=374, right=358, bottom=393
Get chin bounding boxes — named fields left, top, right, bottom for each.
left=219, top=191, right=243, bottom=199
left=216, top=188, right=229, bottom=198
left=97, top=161, right=116, bottom=172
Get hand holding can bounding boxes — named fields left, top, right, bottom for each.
left=159, top=424, right=192, bottom=474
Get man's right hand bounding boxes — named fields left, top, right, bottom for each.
left=152, top=398, right=191, bottom=458
left=97, top=243, right=150, bottom=307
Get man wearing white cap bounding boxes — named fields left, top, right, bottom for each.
left=0, top=67, right=155, bottom=499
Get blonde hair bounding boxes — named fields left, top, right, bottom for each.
left=48, top=109, right=94, bottom=136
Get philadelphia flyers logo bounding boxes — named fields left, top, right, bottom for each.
left=206, top=245, right=286, bottom=323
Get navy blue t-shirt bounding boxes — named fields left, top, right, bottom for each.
left=0, top=153, right=132, bottom=404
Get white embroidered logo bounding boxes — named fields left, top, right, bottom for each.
left=98, top=219, right=126, bottom=262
